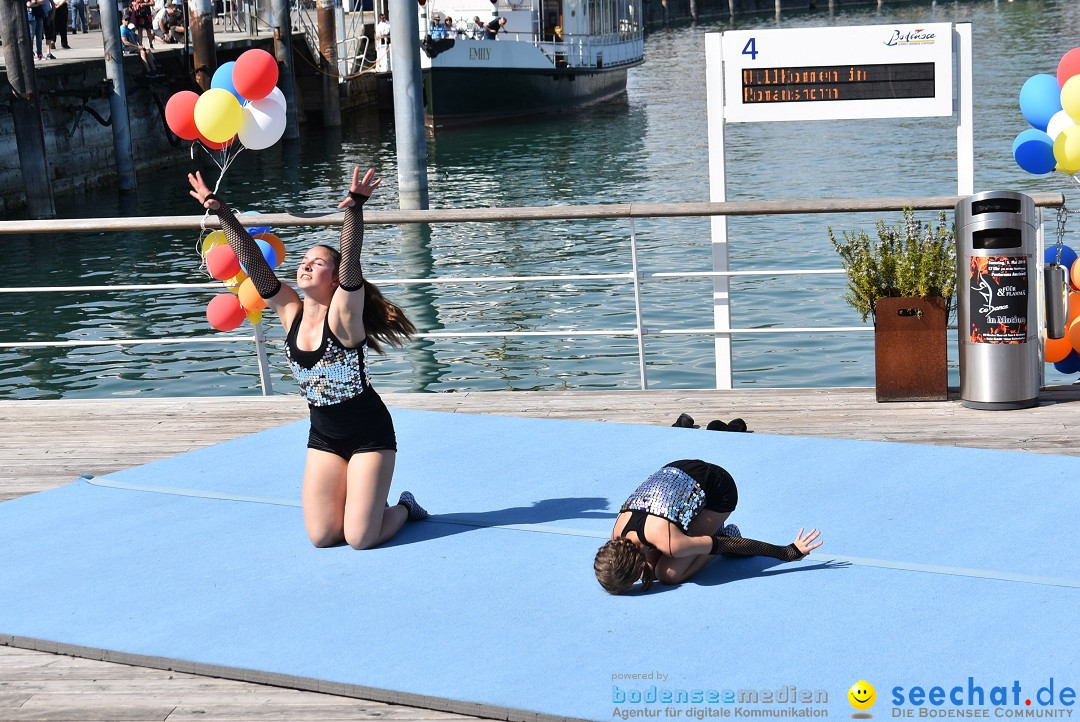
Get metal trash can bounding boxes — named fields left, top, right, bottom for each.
left=955, top=191, right=1041, bottom=410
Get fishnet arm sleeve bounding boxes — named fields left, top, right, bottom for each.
left=337, top=192, right=367, bottom=292
left=210, top=198, right=281, bottom=299
left=709, top=535, right=805, bottom=561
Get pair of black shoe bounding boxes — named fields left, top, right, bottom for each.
left=671, top=413, right=748, bottom=432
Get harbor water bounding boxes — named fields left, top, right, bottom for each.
left=3, top=0, right=1080, bottom=399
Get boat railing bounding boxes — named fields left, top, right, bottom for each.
left=0, top=194, right=1064, bottom=394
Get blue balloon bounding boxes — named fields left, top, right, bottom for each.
left=255, top=239, right=277, bottom=268
left=1013, top=129, right=1056, bottom=174
left=239, top=240, right=277, bottom=274
left=1019, top=74, right=1062, bottom=131
left=1044, top=244, right=1078, bottom=270
left=240, top=211, right=270, bottom=236
left=1053, top=350, right=1080, bottom=374
left=211, top=61, right=246, bottom=105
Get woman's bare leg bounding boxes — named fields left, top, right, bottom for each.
left=343, top=450, right=407, bottom=550
left=301, top=448, right=349, bottom=547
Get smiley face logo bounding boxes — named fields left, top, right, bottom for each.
left=848, top=681, right=876, bottom=711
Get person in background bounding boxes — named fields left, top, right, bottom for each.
left=132, top=0, right=154, bottom=47
left=53, top=0, right=69, bottom=48
left=120, top=20, right=161, bottom=75
left=26, top=0, right=47, bottom=59
left=374, top=13, right=389, bottom=43
left=443, top=15, right=457, bottom=39
left=429, top=13, right=445, bottom=41
left=69, top=0, right=88, bottom=33
left=484, top=16, right=506, bottom=40
left=471, top=15, right=485, bottom=39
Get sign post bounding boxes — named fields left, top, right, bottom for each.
left=705, top=22, right=972, bottom=389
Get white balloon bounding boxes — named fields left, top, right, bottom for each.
left=1047, top=109, right=1075, bottom=141
left=263, top=86, right=287, bottom=110
left=238, top=97, right=286, bottom=150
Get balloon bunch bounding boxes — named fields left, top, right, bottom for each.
left=165, top=49, right=286, bottom=175
left=1043, top=243, right=1080, bottom=373
left=1013, top=48, right=1080, bottom=177
left=202, top=217, right=288, bottom=331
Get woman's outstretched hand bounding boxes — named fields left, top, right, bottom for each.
left=792, top=528, right=823, bottom=557
left=187, top=171, right=220, bottom=210
left=337, top=167, right=381, bottom=209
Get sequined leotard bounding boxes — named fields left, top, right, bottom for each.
left=619, top=460, right=804, bottom=561
left=286, top=311, right=397, bottom=458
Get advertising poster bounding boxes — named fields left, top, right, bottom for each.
left=969, top=256, right=1028, bottom=344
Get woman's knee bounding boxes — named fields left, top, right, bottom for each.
left=344, top=523, right=380, bottom=550
left=654, top=559, right=690, bottom=585
left=308, top=527, right=342, bottom=548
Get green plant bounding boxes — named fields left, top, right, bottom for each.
left=829, top=208, right=956, bottom=323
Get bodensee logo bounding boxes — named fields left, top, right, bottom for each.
left=883, top=28, right=937, bottom=46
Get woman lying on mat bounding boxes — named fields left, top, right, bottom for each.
left=593, top=459, right=822, bottom=594
left=188, top=167, right=428, bottom=549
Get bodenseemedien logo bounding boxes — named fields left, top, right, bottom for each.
left=849, top=681, right=877, bottom=719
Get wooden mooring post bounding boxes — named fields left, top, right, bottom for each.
left=316, top=0, right=342, bottom=127
left=190, top=0, right=218, bottom=89
left=0, top=0, right=56, bottom=218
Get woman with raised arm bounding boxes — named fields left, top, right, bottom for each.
left=593, top=460, right=822, bottom=593
left=188, top=167, right=426, bottom=550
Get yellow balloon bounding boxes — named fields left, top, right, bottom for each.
left=245, top=309, right=263, bottom=325
left=200, top=230, right=227, bottom=255
left=224, top=269, right=248, bottom=294
left=194, top=88, right=243, bottom=143
left=1053, top=124, right=1080, bottom=173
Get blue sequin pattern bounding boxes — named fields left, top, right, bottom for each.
left=620, top=467, right=705, bottom=531
left=285, top=337, right=369, bottom=406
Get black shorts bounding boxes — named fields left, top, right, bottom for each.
left=666, top=459, right=738, bottom=513
left=306, top=389, right=397, bottom=460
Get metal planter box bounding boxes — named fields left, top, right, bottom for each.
left=874, top=296, right=949, bottom=402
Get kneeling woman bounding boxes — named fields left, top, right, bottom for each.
left=188, top=167, right=427, bottom=550
left=594, top=460, right=822, bottom=593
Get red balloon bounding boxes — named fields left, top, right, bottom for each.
left=206, top=243, right=240, bottom=280
left=165, top=90, right=200, bottom=141
left=199, top=133, right=234, bottom=151
left=206, top=293, right=246, bottom=331
left=232, top=49, right=279, bottom=101
left=1059, top=48, right=1080, bottom=88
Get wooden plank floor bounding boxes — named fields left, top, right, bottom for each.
left=3, top=387, right=1080, bottom=721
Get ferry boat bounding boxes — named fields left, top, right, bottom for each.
left=375, top=0, right=644, bottom=129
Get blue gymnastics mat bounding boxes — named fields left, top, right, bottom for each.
left=1, top=409, right=1078, bottom=722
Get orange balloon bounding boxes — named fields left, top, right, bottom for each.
left=1047, top=329, right=1074, bottom=363
left=1071, top=262, right=1080, bottom=291
left=1068, top=317, right=1080, bottom=355
left=254, top=232, right=286, bottom=268
left=238, top=277, right=267, bottom=312
left=1069, top=291, right=1080, bottom=325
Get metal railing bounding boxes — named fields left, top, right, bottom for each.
left=291, top=1, right=375, bottom=77
left=0, top=193, right=1066, bottom=393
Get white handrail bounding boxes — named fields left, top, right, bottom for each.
left=0, top=195, right=1065, bottom=392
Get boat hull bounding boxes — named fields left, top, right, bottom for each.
left=420, top=64, right=636, bottom=129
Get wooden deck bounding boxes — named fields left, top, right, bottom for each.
left=3, top=387, right=1080, bottom=720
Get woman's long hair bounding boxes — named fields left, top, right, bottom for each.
left=593, top=538, right=653, bottom=594
left=319, top=244, right=417, bottom=354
